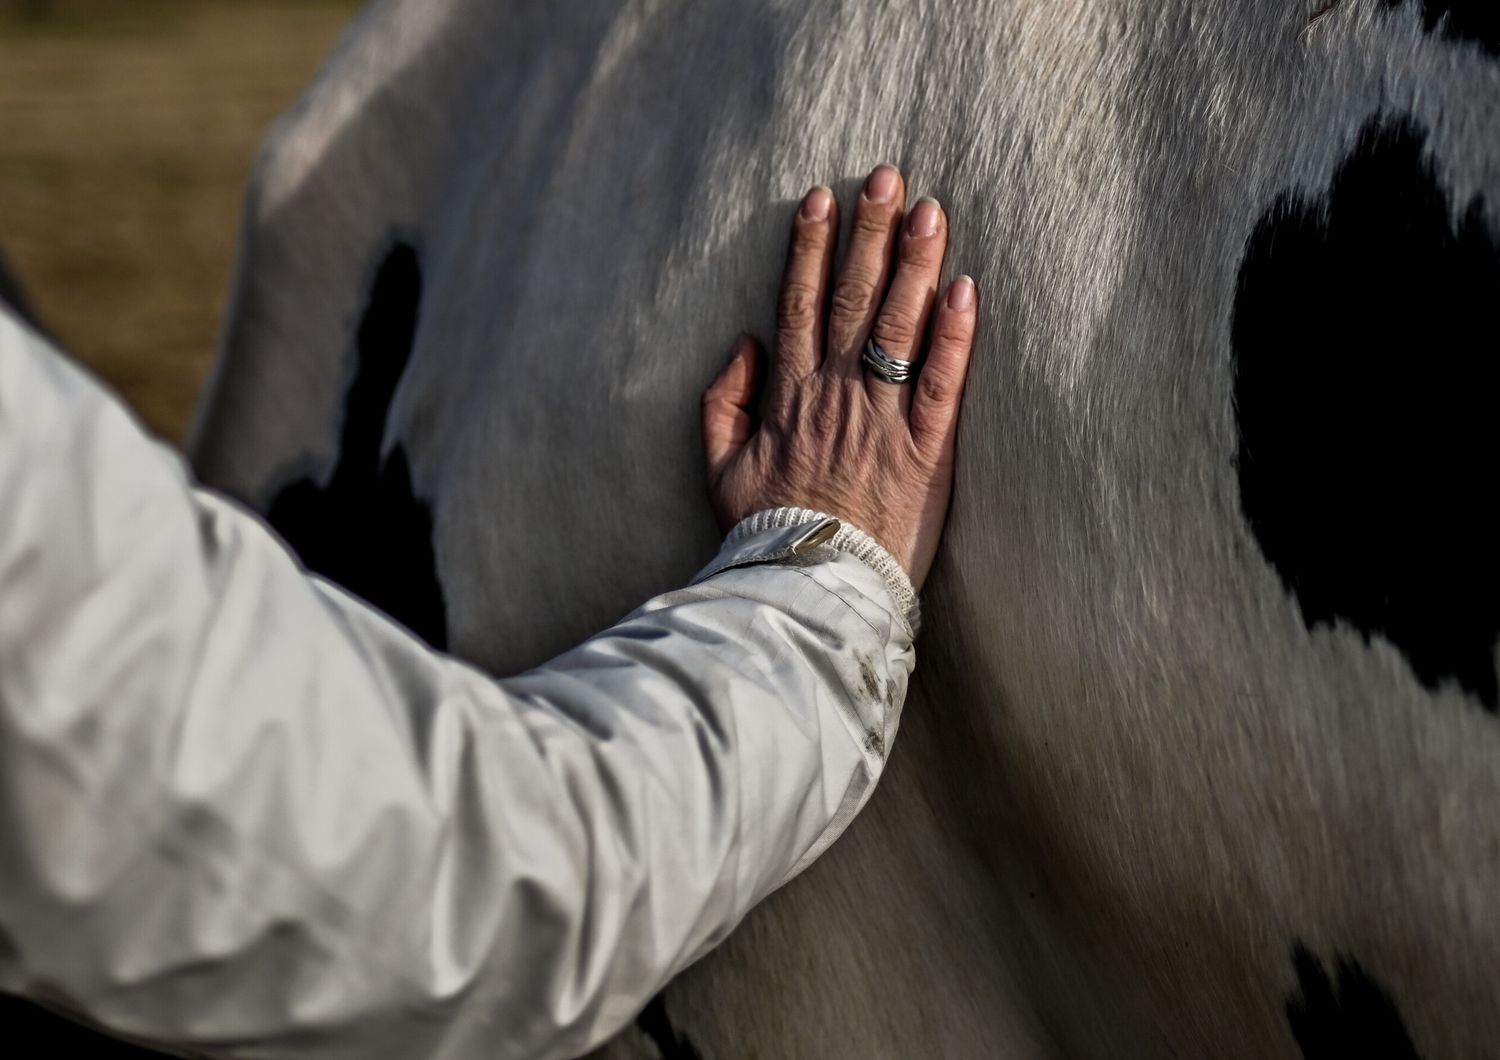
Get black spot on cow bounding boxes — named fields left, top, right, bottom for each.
left=1286, top=944, right=1424, bottom=1058
left=638, top=994, right=704, bottom=1060
left=1383, top=0, right=1500, bottom=57
left=267, top=242, right=448, bottom=650
left=1232, top=114, right=1500, bottom=711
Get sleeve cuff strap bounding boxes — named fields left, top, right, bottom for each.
left=724, top=507, right=921, bottom=633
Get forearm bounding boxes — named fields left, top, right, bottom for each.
left=0, top=309, right=914, bottom=1058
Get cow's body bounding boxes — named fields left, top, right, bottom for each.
left=186, top=1, right=1500, bottom=1056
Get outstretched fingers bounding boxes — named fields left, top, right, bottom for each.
left=866, top=196, right=948, bottom=409
left=827, top=165, right=906, bottom=374
left=774, top=186, right=838, bottom=382
left=909, top=276, right=978, bottom=458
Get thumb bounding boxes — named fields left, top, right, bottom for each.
left=702, top=334, right=763, bottom=478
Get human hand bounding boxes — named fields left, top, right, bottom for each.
left=702, top=165, right=978, bottom=591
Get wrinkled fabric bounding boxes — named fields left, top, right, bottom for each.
left=0, top=306, right=915, bottom=1059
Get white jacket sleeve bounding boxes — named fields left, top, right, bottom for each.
left=0, top=306, right=917, bottom=1059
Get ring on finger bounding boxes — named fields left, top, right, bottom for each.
left=863, top=338, right=916, bottom=385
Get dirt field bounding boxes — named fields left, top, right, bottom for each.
left=0, top=0, right=362, bottom=442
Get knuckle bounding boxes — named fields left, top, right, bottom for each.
left=899, top=239, right=942, bottom=270
left=917, top=370, right=955, bottom=409
left=777, top=279, right=820, bottom=330
left=933, top=318, right=975, bottom=351
left=830, top=271, right=880, bottom=317
left=851, top=207, right=895, bottom=242
left=701, top=387, right=735, bottom=414
left=789, top=220, right=828, bottom=258
left=873, top=310, right=919, bottom=352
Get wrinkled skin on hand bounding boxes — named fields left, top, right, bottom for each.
left=702, top=165, right=979, bottom=591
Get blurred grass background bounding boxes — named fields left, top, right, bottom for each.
left=0, top=0, right=362, bottom=442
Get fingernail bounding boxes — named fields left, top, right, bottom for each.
left=909, top=197, right=942, bottom=237
left=864, top=164, right=899, bottom=204
left=800, top=186, right=832, bottom=222
left=948, top=275, right=976, bottom=311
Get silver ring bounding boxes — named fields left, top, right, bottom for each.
left=862, top=338, right=915, bottom=385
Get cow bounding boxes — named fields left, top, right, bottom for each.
left=15, top=0, right=1500, bottom=1056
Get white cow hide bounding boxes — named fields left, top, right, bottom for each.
left=190, top=1, right=1500, bottom=1056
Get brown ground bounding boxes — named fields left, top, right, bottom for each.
left=0, top=0, right=361, bottom=443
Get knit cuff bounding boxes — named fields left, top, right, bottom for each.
left=723, top=507, right=921, bottom=633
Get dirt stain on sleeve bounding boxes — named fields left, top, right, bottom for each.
left=858, top=654, right=884, bottom=705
